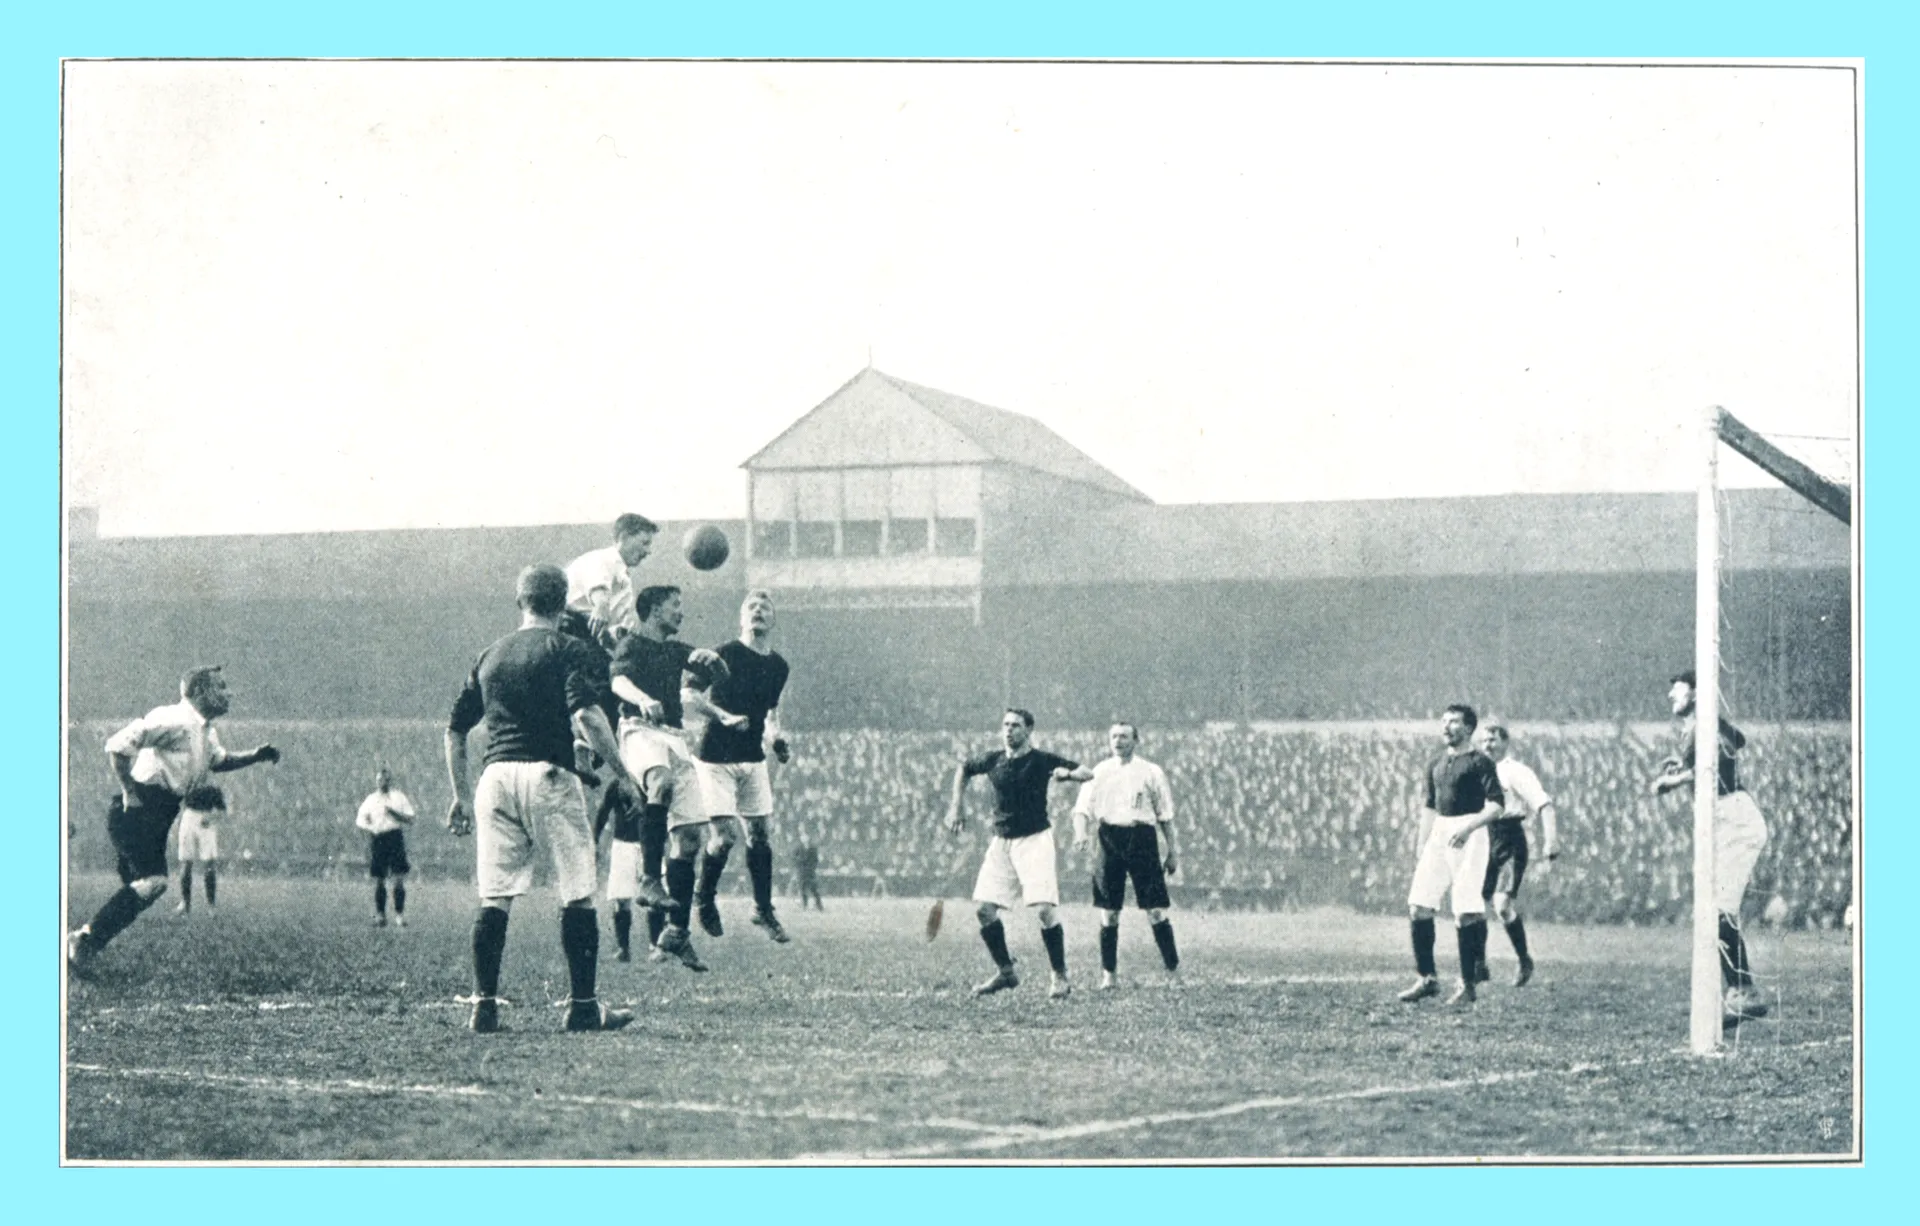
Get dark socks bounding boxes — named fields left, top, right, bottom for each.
left=390, top=880, right=402, bottom=916
left=1505, top=916, right=1531, bottom=963
left=666, top=857, right=697, bottom=929
left=646, top=906, right=666, bottom=947
left=746, top=841, right=774, bottom=912
left=613, top=905, right=632, bottom=954
left=1151, top=918, right=1180, bottom=971
left=561, top=905, right=600, bottom=1003
left=86, top=886, right=151, bottom=950
left=1457, top=920, right=1487, bottom=983
left=204, top=867, right=217, bottom=908
left=1099, top=924, right=1119, bottom=973
left=642, top=805, right=669, bottom=882
left=979, top=918, right=1013, bottom=968
left=696, top=845, right=731, bottom=903
left=1718, top=913, right=1752, bottom=989
left=472, top=906, right=509, bottom=998
left=1411, top=916, right=1437, bottom=977
left=179, top=866, right=193, bottom=910
left=374, top=881, right=388, bottom=917
left=1040, top=923, right=1068, bottom=976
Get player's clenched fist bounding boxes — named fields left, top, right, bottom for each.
left=446, top=798, right=474, bottom=837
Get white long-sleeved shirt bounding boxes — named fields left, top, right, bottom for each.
left=1072, top=755, right=1175, bottom=828
left=1494, top=758, right=1553, bottom=820
left=356, top=789, right=417, bottom=836
left=104, top=701, right=228, bottom=796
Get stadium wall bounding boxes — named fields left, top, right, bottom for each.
left=67, top=567, right=1848, bottom=725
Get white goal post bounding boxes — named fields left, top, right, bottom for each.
left=1691, top=406, right=1851, bottom=1054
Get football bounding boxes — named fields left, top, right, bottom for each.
left=683, top=524, right=731, bottom=571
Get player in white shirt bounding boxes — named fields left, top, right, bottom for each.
left=564, top=513, right=657, bottom=644
left=355, top=768, right=417, bottom=928
left=69, top=667, right=281, bottom=975
left=1070, top=723, right=1183, bottom=989
left=1471, top=724, right=1559, bottom=987
left=172, top=783, right=226, bottom=915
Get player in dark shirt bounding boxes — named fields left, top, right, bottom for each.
left=1652, top=669, right=1772, bottom=1026
left=945, top=708, right=1094, bottom=999
left=1398, top=703, right=1507, bottom=1006
left=684, top=589, right=795, bottom=944
left=606, top=585, right=725, bottom=968
left=443, top=564, right=637, bottom=1034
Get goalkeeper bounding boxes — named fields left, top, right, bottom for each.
left=1651, top=670, right=1771, bottom=1027
left=69, top=667, right=281, bottom=974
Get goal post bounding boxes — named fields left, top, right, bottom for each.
left=1691, top=407, right=1723, bottom=1054
left=1691, top=405, right=1852, bottom=1055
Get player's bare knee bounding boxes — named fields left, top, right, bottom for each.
left=1100, top=910, right=1122, bottom=929
left=132, top=876, right=169, bottom=904
left=1456, top=912, right=1486, bottom=928
left=1035, top=902, right=1060, bottom=927
left=1145, top=908, right=1168, bottom=925
left=562, top=896, right=595, bottom=912
left=976, top=902, right=1001, bottom=927
left=745, top=819, right=771, bottom=851
left=643, top=766, right=670, bottom=807
left=481, top=897, right=513, bottom=915
left=1409, top=905, right=1435, bottom=921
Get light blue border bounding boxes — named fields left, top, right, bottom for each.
left=11, top=2, right=1909, bottom=1221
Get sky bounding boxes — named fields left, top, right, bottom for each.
left=61, top=59, right=1860, bottom=537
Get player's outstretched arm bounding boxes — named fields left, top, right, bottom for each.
left=1051, top=765, right=1094, bottom=783
left=611, top=674, right=666, bottom=724
left=573, top=706, right=638, bottom=803
left=213, top=744, right=281, bottom=772
left=1539, top=801, right=1560, bottom=861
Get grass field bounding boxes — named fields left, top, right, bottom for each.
left=64, top=875, right=1856, bottom=1164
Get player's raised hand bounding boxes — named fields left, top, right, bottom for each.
left=446, top=798, right=473, bottom=837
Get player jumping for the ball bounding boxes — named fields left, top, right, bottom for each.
left=1652, top=670, right=1771, bottom=1027
left=1399, top=703, right=1506, bottom=1006
left=608, top=584, right=726, bottom=968
left=685, top=589, right=793, bottom=944
left=947, top=708, right=1094, bottom=1000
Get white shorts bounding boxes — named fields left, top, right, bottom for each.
left=694, top=759, right=775, bottom=820
left=176, top=807, right=219, bottom=862
left=473, top=761, right=598, bottom=904
left=1714, top=790, right=1770, bottom=916
left=971, top=829, right=1061, bottom=910
left=1407, top=815, right=1490, bottom=917
left=619, top=720, right=707, bottom=831
left=606, top=839, right=644, bottom=901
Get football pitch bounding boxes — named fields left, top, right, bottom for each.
left=64, top=875, right=1855, bottom=1163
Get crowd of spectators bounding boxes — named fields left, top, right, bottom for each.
left=66, top=719, right=1854, bottom=928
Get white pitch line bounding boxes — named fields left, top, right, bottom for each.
left=63, top=1063, right=997, bottom=1132
left=800, top=1037, right=1852, bottom=1161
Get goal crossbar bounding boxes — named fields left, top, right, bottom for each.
left=1714, top=407, right=1852, bottom=525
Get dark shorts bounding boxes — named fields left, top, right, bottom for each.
left=108, top=782, right=182, bottom=885
left=369, top=829, right=411, bottom=878
left=1483, top=819, right=1529, bottom=900
left=1092, top=823, right=1171, bottom=912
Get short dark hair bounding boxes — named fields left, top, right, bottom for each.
left=516, top=564, right=570, bottom=617
left=1004, top=707, right=1035, bottom=728
left=1670, top=669, right=1697, bottom=690
left=614, top=513, right=658, bottom=540
left=1444, top=703, right=1479, bottom=731
left=634, top=584, right=682, bottom=623
left=1111, top=721, right=1141, bottom=740
left=180, top=665, right=224, bottom=703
